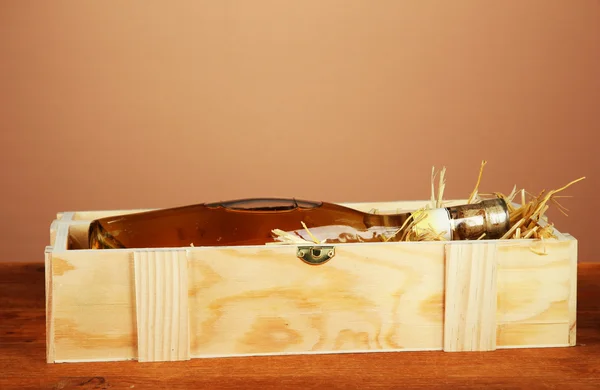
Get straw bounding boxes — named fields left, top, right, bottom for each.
left=493, top=175, right=585, bottom=240
left=468, top=160, right=487, bottom=204
left=270, top=162, right=584, bottom=244
left=301, top=221, right=321, bottom=244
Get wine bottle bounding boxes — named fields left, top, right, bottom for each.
left=88, top=197, right=510, bottom=249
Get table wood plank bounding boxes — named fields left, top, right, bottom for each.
left=1, top=262, right=599, bottom=390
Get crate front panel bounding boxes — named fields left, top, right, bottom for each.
left=187, top=243, right=446, bottom=357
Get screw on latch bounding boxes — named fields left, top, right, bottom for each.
left=296, top=246, right=335, bottom=265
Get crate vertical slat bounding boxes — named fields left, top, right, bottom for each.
left=443, top=243, right=498, bottom=352
left=134, top=250, right=190, bottom=362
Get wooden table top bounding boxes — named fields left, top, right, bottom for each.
left=1, top=262, right=599, bottom=390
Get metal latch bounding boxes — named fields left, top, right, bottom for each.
left=297, top=246, right=335, bottom=265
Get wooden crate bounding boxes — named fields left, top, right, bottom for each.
left=44, top=199, right=578, bottom=363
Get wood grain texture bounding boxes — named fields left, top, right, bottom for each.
left=1, top=262, right=599, bottom=390
left=134, top=250, right=190, bottom=362
left=48, top=250, right=137, bottom=363
left=187, top=243, right=446, bottom=357
left=444, top=242, right=497, bottom=352
left=495, top=239, right=576, bottom=348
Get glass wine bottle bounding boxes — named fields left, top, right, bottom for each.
left=88, top=197, right=510, bottom=249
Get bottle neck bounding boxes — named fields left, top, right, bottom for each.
left=362, top=198, right=510, bottom=241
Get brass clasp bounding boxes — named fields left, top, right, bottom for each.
left=296, top=246, right=335, bottom=265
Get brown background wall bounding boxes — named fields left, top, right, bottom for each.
left=1, top=1, right=598, bottom=263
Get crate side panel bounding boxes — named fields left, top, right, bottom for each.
left=496, top=239, right=575, bottom=348
left=51, top=250, right=137, bottom=362
left=45, top=249, right=55, bottom=363
left=187, top=243, right=446, bottom=358
left=567, top=236, right=577, bottom=346
left=68, top=222, right=92, bottom=250
left=50, top=221, right=59, bottom=247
